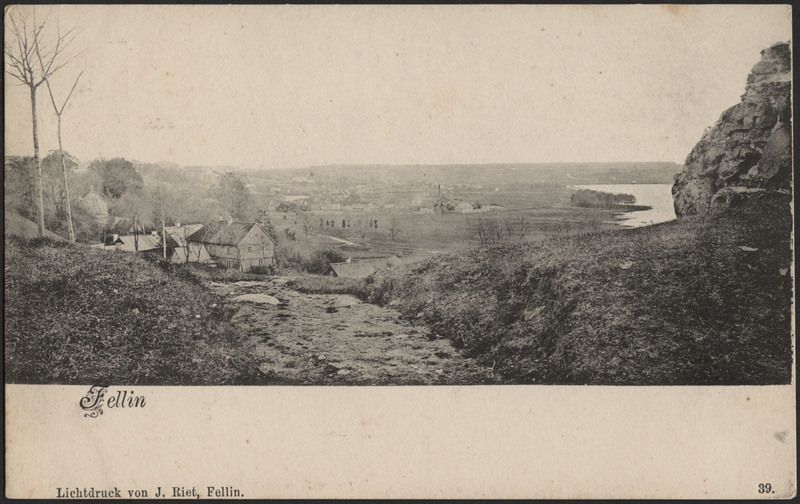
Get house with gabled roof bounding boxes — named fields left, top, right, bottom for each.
left=101, top=231, right=162, bottom=252
left=164, top=224, right=211, bottom=264
left=187, top=220, right=276, bottom=271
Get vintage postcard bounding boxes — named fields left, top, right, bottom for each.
left=4, top=4, right=795, bottom=499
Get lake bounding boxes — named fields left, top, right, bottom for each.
left=572, top=184, right=676, bottom=228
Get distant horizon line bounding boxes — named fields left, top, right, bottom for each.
left=4, top=153, right=684, bottom=171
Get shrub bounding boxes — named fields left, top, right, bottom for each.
left=249, top=264, right=274, bottom=275
left=305, top=249, right=346, bottom=274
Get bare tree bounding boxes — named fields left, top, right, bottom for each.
left=356, top=218, right=370, bottom=242
left=387, top=218, right=402, bottom=243
left=475, top=219, right=485, bottom=245
left=5, top=7, right=83, bottom=237
left=298, top=212, right=314, bottom=246
left=41, top=70, right=83, bottom=243
left=190, top=228, right=208, bottom=263
left=111, top=189, right=151, bottom=252
left=487, top=217, right=502, bottom=242
left=476, top=217, right=501, bottom=245
left=504, top=218, right=514, bottom=238
left=517, top=213, right=530, bottom=241
left=157, top=185, right=167, bottom=260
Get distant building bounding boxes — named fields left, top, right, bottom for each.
left=322, top=255, right=400, bottom=278
left=322, top=261, right=377, bottom=279
left=187, top=221, right=276, bottom=272
left=101, top=231, right=161, bottom=252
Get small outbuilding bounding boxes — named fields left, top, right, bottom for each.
left=322, top=261, right=377, bottom=279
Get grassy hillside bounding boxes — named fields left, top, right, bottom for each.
left=358, top=194, right=793, bottom=385
left=5, top=211, right=66, bottom=241
left=4, top=237, right=266, bottom=384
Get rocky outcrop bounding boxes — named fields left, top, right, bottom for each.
left=672, top=42, right=792, bottom=216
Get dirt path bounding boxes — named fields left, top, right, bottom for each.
left=206, top=279, right=490, bottom=385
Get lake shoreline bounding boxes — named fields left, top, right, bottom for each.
left=569, top=184, right=676, bottom=228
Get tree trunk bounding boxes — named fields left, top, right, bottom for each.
left=134, top=217, right=139, bottom=252
left=31, top=85, right=46, bottom=237
left=57, top=114, right=76, bottom=243
left=160, top=186, right=167, bottom=260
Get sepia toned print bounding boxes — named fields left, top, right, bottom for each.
left=4, top=4, right=795, bottom=499
left=4, top=5, right=792, bottom=386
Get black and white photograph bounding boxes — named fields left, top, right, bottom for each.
left=4, top=4, right=795, bottom=499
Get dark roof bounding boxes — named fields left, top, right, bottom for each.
left=323, top=262, right=377, bottom=279
left=187, top=221, right=274, bottom=246
left=165, top=224, right=204, bottom=247
left=163, top=234, right=180, bottom=249
left=105, top=233, right=161, bottom=251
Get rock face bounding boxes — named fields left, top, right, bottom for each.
left=672, top=42, right=792, bottom=217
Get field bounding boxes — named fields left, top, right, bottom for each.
left=275, top=185, right=635, bottom=260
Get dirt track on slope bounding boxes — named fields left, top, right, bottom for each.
left=206, top=279, right=490, bottom=385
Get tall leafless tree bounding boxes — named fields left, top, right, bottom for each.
left=5, top=7, right=83, bottom=237
left=356, top=218, right=370, bottom=242
left=387, top=218, right=402, bottom=243
left=41, top=70, right=83, bottom=243
left=158, top=185, right=167, bottom=260
left=299, top=212, right=313, bottom=246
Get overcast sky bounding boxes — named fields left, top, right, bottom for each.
left=4, top=5, right=792, bottom=170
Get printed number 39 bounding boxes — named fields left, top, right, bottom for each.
left=758, top=483, right=773, bottom=494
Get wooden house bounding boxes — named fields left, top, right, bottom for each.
left=164, top=224, right=211, bottom=264
left=187, top=221, right=276, bottom=271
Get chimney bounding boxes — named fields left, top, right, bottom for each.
left=346, top=257, right=352, bottom=263
left=151, top=230, right=158, bottom=236
left=227, top=216, right=233, bottom=225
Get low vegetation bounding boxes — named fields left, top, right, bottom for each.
left=285, top=274, right=367, bottom=297
left=4, top=237, right=267, bottom=384
left=355, top=194, right=793, bottom=385
left=570, top=188, right=637, bottom=208
left=273, top=241, right=346, bottom=274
